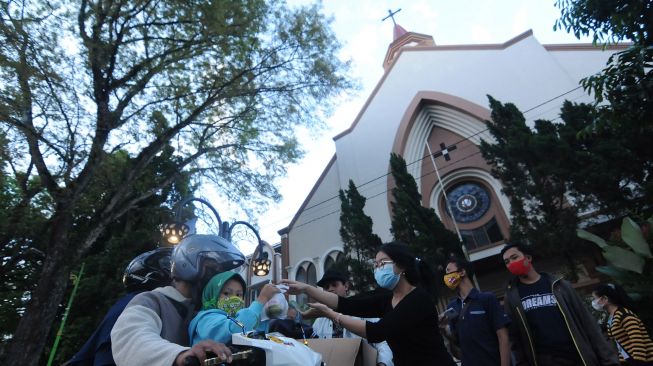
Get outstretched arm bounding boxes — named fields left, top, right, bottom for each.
left=308, top=302, right=367, bottom=337
left=281, top=279, right=339, bottom=309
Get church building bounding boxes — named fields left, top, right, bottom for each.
left=271, top=23, right=626, bottom=302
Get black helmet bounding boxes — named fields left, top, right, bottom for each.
left=123, top=247, right=173, bottom=291
left=171, top=234, right=245, bottom=284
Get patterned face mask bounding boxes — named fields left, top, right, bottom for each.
left=443, top=272, right=463, bottom=290
left=216, top=295, right=245, bottom=317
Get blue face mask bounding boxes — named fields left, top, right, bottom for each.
left=374, top=265, right=400, bottom=290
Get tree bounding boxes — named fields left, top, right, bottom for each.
left=0, top=175, right=49, bottom=346
left=388, top=153, right=462, bottom=273
left=0, top=0, right=351, bottom=363
left=555, top=0, right=653, bottom=214
left=0, top=144, right=193, bottom=362
left=53, top=148, right=194, bottom=364
left=479, top=97, right=593, bottom=277
left=338, top=179, right=382, bottom=293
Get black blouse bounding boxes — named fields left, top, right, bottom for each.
left=337, top=287, right=456, bottom=366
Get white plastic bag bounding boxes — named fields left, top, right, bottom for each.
left=261, top=293, right=288, bottom=321
left=232, top=332, right=322, bottom=366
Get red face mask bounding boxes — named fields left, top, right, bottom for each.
left=507, top=257, right=531, bottom=276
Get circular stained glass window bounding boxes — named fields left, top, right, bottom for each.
left=445, top=182, right=491, bottom=223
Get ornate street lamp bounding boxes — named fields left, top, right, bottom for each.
left=160, top=197, right=281, bottom=304
left=160, top=197, right=223, bottom=245
left=226, top=221, right=281, bottom=304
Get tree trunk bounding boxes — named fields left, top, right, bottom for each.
left=4, top=214, right=74, bottom=366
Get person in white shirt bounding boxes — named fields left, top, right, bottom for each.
left=310, top=270, right=394, bottom=366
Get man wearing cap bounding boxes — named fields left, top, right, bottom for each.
left=311, top=270, right=394, bottom=366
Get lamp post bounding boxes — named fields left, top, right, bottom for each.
left=226, top=221, right=281, bottom=304
left=160, top=197, right=224, bottom=245
left=160, top=197, right=281, bottom=303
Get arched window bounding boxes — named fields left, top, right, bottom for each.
left=295, top=261, right=317, bottom=306
left=323, top=250, right=345, bottom=272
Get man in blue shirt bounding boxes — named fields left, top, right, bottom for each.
left=441, top=256, right=511, bottom=366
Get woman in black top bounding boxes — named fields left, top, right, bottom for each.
left=282, top=242, right=456, bottom=366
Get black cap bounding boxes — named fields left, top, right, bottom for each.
left=316, top=270, right=348, bottom=288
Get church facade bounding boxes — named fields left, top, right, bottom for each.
left=273, top=26, right=626, bottom=299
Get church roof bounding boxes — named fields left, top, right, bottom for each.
left=393, top=23, right=408, bottom=40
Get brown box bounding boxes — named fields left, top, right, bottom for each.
left=306, top=338, right=378, bottom=366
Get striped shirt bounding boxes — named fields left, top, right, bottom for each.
left=608, top=307, right=653, bottom=362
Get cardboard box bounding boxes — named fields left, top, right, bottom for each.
left=306, top=338, right=378, bottom=366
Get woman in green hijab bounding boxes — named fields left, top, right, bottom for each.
left=189, top=271, right=279, bottom=344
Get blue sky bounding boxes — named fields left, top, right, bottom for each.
left=221, top=1, right=595, bottom=253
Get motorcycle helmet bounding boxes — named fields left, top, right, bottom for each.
left=123, top=247, right=173, bottom=291
left=171, top=234, right=245, bottom=284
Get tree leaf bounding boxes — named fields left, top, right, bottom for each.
left=577, top=229, right=607, bottom=248
left=621, top=217, right=652, bottom=258
left=595, top=265, right=632, bottom=279
left=602, top=246, right=645, bottom=274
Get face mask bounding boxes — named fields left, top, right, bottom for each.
left=591, top=298, right=604, bottom=311
left=443, top=272, right=462, bottom=290
left=507, top=257, right=531, bottom=276
left=216, top=295, right=244, bottom=317
left=374, top=265, right=400, bottom=290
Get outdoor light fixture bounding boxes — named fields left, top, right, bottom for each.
left=161, top=198, right=281, bottom=304
left=160, top=221, right=190, bottom=245
left=160, top=197, right=223, bottom=245
left=227, top=221, right=271, bottom=277
left=252, top=252, right=272, bottom=276
left=226, top=221, right=281, bottom=304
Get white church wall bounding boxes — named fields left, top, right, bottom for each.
left=545, top=47, right=620, bottom=88
left=286, top=157, right=343, bottom=273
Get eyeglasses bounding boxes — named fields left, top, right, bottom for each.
left=373, top=260, right=394, bottom=269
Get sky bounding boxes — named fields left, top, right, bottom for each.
left=208, top=0, right=595, bottom=254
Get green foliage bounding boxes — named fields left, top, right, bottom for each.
left=388, top=153, right=462, bottom=272
left=0, top=146, right=193, bottom=362
left=0, top=0, right=351, bottom=363
left=480, top=97, right=593, bottom=277
left=554, top=0, right=653, bottom=45
left=338, top=180, right=382, bottom=293
left=577, top=216, right=653, bottom=326
left=555, top=0, right=653, bottom=210
left=480, top=2, right=653, bottom=277
left=578, top=217, right=652, bottom=283
left=0, top=176, right=49, bottom=339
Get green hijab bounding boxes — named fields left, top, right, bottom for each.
left=201, top=271, right=247, bottom=311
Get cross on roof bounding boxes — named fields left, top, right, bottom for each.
left=382, top=8, right=402, bottom=25
left=432, top=142, right=457, bottom=161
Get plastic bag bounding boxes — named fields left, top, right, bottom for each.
left=261, top=293, right=288, bottom=321
left=232, top=332, right=322, bottom=366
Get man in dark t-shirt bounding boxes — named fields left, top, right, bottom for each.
left=517, top=274, right=579, bottom=361
left=501, top=243, right=619, bottom=366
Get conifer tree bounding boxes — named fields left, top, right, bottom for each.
left=339, top=179, right=382, bottom=292
left=479, top=96, right=589, bottom=278
left=389, top=153, right=462, bottom=272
